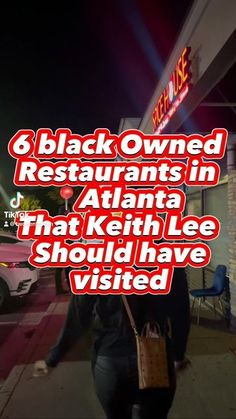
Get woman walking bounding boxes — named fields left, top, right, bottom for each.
left=46, top=267, right=190, bottom=419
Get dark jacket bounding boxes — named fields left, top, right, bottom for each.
left=46, top=268, right=190, bottom=366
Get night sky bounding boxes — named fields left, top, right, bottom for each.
left=0, top=1, right=192, bottom=191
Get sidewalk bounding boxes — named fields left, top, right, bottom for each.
left=0, top=269, right=59, bottom=380
left=1, top=299, right=236, bottom=419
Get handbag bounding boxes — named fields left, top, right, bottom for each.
left=121, top=295, right=170, bottom=389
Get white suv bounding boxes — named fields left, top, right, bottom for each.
left=0, top=243, right=38, bottom=309
left=0, top=231, right=33, bottom=248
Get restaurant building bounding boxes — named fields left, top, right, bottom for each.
left=119, top=0, right=236, bottom=328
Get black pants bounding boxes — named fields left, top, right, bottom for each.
left=55, top=268, right=70, bottom=293
left=92, top=354, right=176, bottom=419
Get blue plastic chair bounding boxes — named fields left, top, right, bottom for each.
left=190, top=265, right=227, bottom=324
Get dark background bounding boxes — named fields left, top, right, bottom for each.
left=0, top=1, right=192, bottom=192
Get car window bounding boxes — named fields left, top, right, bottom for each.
left=0, top=236, right=19, bottom=244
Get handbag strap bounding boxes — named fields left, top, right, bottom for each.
left=121, top=295, right=138, bottom=336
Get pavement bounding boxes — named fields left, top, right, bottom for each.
left=0, top=270, right=236, bottom=419
left=0, top=268, right=68, bottom=380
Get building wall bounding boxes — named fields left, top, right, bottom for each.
left=228, top=168, right=236, bottom=327
left=118, top=118, right=141, bottom=134
left=118, top=2, right=236, bottom=327
left=139, top=0, right=236, bottom=134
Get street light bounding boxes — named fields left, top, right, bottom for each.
left=59, top=186, right=74, bottom=211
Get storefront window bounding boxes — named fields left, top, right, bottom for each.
left=186, top=192, right=202, bottom=288
left=186, top=192, right=201, bottom=216
left=204, top=183, right=229, bottom=270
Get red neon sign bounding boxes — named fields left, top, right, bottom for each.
left=152, top=47, right=192, bottom=133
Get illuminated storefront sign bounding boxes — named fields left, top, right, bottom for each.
left=152, top=47, right=192, bottom=133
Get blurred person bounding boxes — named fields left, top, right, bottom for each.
left=46, top=268, right=190, bottom=419
left=54, top=267, right=70, bottom=295
left=54, top=203, right=72, bottom=295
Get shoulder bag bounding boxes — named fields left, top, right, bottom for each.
left=121, top=295, right=170, bottom=389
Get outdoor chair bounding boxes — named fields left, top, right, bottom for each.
left=190, top=265, right=227, bottom=325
